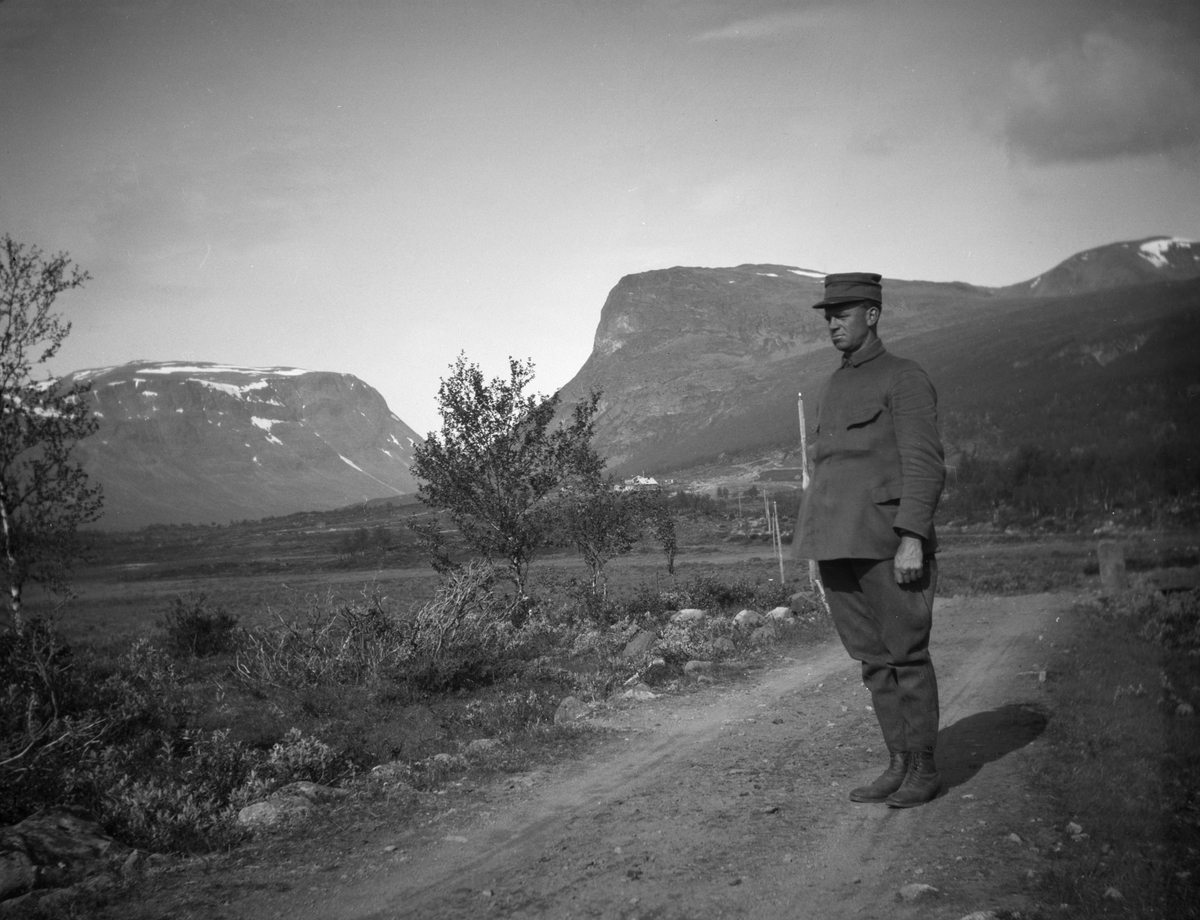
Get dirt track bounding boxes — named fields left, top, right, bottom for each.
left=234, top=593, right=1068, bottom=920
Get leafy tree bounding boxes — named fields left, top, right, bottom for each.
left=411, top=355, right=602, bottom=603
left=552, top=474, right=657, bottom=597
left=1, top=235, right=103, bottom=632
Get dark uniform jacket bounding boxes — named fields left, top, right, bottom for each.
left=795, top=338, right=945, bottom=561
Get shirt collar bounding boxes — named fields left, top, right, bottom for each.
left=841, top=336, right=886, bottom=368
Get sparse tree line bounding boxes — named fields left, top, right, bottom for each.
left=940, top=442, right=1199, bottom=528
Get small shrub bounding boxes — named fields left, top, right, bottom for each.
left=256, top=727, right=355, bottom=788
left=457, top=685, right=561, bottom=739
left=158, top=594, right=240, bottom=658
left=1137, top=588, right=1200, bottom=653
left=656, top=618, right=738, bottom=666
left=234, top=594, right=406, bottom=690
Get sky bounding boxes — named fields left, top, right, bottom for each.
left=2, top=0, right=1199, bottom=435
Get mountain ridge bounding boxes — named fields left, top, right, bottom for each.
left=68, top=361, right=421, bottom=528
left=558, top=236, right=1200, bottom=478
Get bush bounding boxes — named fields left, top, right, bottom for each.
left=158, top=594, right=240, bottom=658
left=1082, top=587, right=1200, bottom=653
left=234, top=594, right=407, bottom=691
left=235, top=561, right=520, bottom=695
left=1136, top=589, right=1200, bottom=653
left=1, top=619, right=357, bottom=853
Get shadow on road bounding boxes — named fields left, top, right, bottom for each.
left=937, top=702, right=1049, bottom=792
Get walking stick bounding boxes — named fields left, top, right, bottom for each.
left=798, top=392, right=829, bottom=613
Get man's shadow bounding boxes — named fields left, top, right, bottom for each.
left=937, top=702, right=1049, bottom=792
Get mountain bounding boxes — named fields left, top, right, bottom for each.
left=68, top=362, right=421, bottom=528
left=999, top=236, right=1200, bottom=298
left=557, top=237, right=1200, bottom=477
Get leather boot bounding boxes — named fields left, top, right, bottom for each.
left=849, top=752, right=910, bottom=803
left=885, top=751, right=941, bottom=808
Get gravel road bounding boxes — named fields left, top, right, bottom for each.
left=254, top=593, right=1068, bottom=920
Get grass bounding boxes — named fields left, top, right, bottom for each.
left=1026, top=586, right=1200, bottom=918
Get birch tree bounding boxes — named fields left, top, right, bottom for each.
left=1, top=235, right=103, bottom=632
left=411, top=355, right=601, bottom=606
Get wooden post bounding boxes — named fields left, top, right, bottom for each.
left=1098, top=541, right=1127, bottom=594
left=773, top=500, right=784, bottom=585
left=798, top=392, right=829, bottom=613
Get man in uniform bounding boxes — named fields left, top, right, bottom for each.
left=795, top=272, right=946, bottom=808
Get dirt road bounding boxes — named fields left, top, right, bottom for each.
left=244, top=593, right=1069, bottom=920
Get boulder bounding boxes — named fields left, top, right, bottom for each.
left=671, top=609, right=707, bottom=624
left=621, top=629, right=657, bottom=660
left=897, top=883, right=940, bottom=902
left=370, top=761, right=411, bottom=784
left=466, top=738, right=502, bottom=755
left=237, top=795, right=313, bottom=828
left=0, top=848, right=36, bottom=903
left=236, top=780, right=348, bottom=829
left=766, top=606, right=793, bottom=621
left=621, top=683, right=658, bottom=701
left=554, top=696, right=591, bottom=725
left=0, top=808, right=129, bottom=902
left=734, top=609, right=764, bottom=628
left=750, top=625, right=778, bottom=644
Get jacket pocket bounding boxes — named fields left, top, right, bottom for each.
left=872, top=482, right=903, bottom=504
left=845, top=403, right=884, bottom=429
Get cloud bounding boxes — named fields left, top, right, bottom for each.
left=692, top=6, right=839, bottom=43
left=1003, top=16, right=1200, bottom=163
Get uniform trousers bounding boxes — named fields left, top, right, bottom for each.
left=818, top=556, right=939, bottom=754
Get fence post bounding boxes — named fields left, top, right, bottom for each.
left=1097, top=540, right=1127, bottom=594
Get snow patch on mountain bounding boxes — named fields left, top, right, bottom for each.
left=250, top=417, right=284, bottom=445
left=1139, top=237, right=1199, bottom=268
left=138, top=364, right=309, bottom=377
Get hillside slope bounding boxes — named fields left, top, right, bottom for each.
left=70, top=362, right=421, bottom=528
left=558, top=239, right=1200, bottom=477
left=999, top=236, right=1200, bottom=298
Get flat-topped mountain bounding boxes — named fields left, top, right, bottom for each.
left=69, top=362, right=421, bottom=528
left=557, top=237, right=1200, bottom=477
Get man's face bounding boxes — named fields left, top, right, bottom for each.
left=823, top=302, right=878, bottom=353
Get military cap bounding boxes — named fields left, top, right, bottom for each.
left=812, top=272, right=882, bottom=309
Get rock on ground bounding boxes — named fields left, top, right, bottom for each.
left=237, top=782, right=348, bottom=828
left=0, top=808, right=130, bottom=904
left=554, top=696, right=591, bottom=725
left=734, top=609, right=764, bottom=628
left=621, top=629, right=657, bottom=660
left=897, top=882, right=940, bottom=902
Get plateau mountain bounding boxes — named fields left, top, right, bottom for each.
left=557, top=236, right=1200, bottom=478
left=68, top=362, right=421, bottom=528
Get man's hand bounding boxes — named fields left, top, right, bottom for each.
left=894, top=534, right=925, bottom=584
